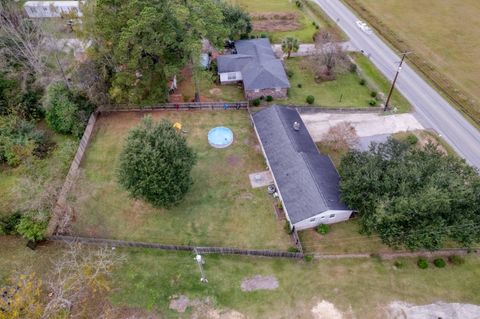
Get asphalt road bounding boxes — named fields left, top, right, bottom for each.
left=313, top=0, right=480, bottom=169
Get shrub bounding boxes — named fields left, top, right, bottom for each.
left=370, top=91, right=378, bottom=98
left=405, top=134, right=419, bottom=146
left=297, top=83, right=302, bottom=88
left=286, top=69, right=294, bottom=78
left=369, top=99, right=377, bottom=106
left=284, top=220, right=293, bottom=234
left=315, top=224, right=329, bottom=235
left=306, top=95, right=315, bottom=105
left=349, top=63, right=357, bottom=73
left=266, top=95, right=273, bottom=102
left=359, top=78, right=366, bottom=86
left=0, top=213, right=22, bottom=235
left=433, top=258, right=446, bottom=268
left=304, top=254, right=313, bottom=262
left=43, top=82, right=94, bottom=137
left=0, top=115, right=53, bottom=166
left=315, top=25, right=320, bottom=30
left=295, top=0, right=303, bottom=8
left=417, top=258, right=428, bottom=269
left=288, top=246, right=300, bottom=253
left=277, top=201, right=283, bottom=210
left=260, top=33, right=267, bottom=38
left=393, top=260, right=404, bottom=268
left=118, top=116, right=197, bottom=208
left=448, top=255, right=465, bottom=265
left=15, top=216, right=47, bottom=242
left=252, top=98, right=261, bottom=106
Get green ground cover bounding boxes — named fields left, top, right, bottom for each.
left=284, top=58, right=374, bottom=107
left=69, top=110, right=290, bottom=249
left=2, top=238, right=479, bottom=318
left=0, top=129, right=77, bottom=217
left=354, top=53, right=411, bottom=112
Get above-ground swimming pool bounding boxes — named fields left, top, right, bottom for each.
left=208, top=127, right=233, bottom=148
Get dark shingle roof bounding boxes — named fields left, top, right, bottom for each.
left=252, top=105, right=349, bottom=224
left=217, top=39, right=290, bottom=90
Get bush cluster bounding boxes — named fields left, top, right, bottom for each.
left=44, top=82, right=94, bottom=138
left=417, top=258, right=428, bottom=269
left=306, top=95, right=315, bottom=105
left=266, top=95, right=273, bottom=102
left=405, top=134, right=419, bottom=145
left=448, top=255, right=465, bottom=265
left=315, top=224, right=329, bottom=235
left=288, top=246, right=300, bottom=253
left=359, top=78, right=366, bottom=86
left=433, top=258, right=446, bottom=268
left=0, top=115, right=54, bottom=167
left=0, top=213, right=47, bottom=242
left=368, top=99, right=377, bottom=106
left=252, top=98, right=261, bottom=106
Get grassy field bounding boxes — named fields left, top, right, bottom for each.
left=351, top=0, right=480, bottom=122
left=299, top=219, right=395, bottom=254
left=0, top=129, right=77, bottom=217
left=284, top=57, right=374, bottom=107
left=354, top=53, right=411, bottom=113
left=2, top=238, right=480, bottom=318
left=69, top=111, right=290, bottom=249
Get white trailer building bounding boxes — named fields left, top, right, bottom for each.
left=24, top=1, right=83, bottom=18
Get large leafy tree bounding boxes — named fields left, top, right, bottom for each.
left=219, top=2, right=252, bottom=39
left=89, top=0, right=235, bottom=104
left=118, top=116, right=196, bottom=208
left=339, top=138, right=480, bottom=250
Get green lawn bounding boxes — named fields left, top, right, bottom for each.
left=354, top=53, right=411, bottom=113
left=0, top=128, right=77, bottom=217
left=284, top=57, right=374, bottom=107
left=2, top=238, right=480, bottom=318
left=69, top=110, right=290, bottom=250
left=110, top=247, right=480, bottom=318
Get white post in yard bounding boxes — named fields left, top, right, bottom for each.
left=194, top=249, right=208, bottom=283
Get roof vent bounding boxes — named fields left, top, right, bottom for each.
left=293, top=121, right=300, bottom=131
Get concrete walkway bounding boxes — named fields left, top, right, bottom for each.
left=300, top=112, right=424, bottom=142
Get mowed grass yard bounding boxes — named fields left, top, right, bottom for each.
left=355, top=0, right=480, bottom=117
left=284, top=57, right=374, bottom=107
left=2, top=238, right=480, bottom=318
left=70, top=110, right=291, bottom=249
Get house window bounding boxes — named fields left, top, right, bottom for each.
left=254, top=89, right=260, bottom=93
left=227, top=73, right=236, bottom=80
left=309, top=218, right=316, bottom=223
left=30, top=7, right=37, bottom=13
left=43, top=7, right=48, bottom=11
left=275, top=88, right=281, bottom=92
left=329, top=214, right=335, bottom=218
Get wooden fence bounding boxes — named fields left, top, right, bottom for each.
left=47, top=112, right=98, bottom=236
left=106, top=101, right=249, bottom=112
left=49, top=235, right=305, bottom=259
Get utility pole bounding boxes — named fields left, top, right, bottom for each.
left=194, top=249, right=208, bottom=283
left=384, top=51, right=411, bottom=111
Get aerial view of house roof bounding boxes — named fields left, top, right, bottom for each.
left=252, top=105, right=349, bottom=224
left=217, top=39, right=290, bottom=91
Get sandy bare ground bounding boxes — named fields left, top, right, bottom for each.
left=169, top=295, right=245, bottom=318
left=241, top=275, right=279, bottom=292
left=301, top=112, right=423, bottom=142
left=311, top=300, right=344, bottom=319
left=387, top=301, right=480, bottom=319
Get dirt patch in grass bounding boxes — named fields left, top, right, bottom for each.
left=387, top=301, right=480, bottom=319
left=227, top=154, right=242, bottom=167
left=240, top=275, right=279, bottom=292
left=311, top=300, right=343, bottom=319
left=252, top=12, right=300, bottom=32
left=169, top=295, right=245, bottom=318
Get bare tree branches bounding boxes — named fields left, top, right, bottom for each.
left=322, top=122, right=359, bottom=152
left=310, top=30, right=350, bottom=82
left=43, top=242, right=124, bottom=318
left=0, top=2, right=47, bottom=77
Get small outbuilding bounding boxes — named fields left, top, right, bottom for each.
left=252, top=105, right=353, bottom=231
left=24, top=1, right=83, bottom=18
